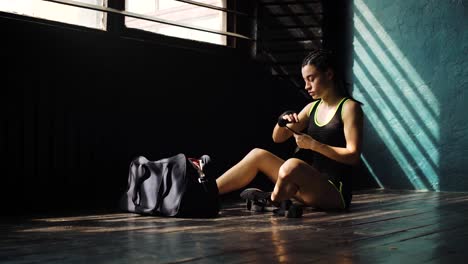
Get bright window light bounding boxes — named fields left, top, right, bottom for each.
left=125, top=0, right=227, bottom=46
left=0, top=0, right=107, bottom=30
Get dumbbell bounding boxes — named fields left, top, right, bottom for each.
left=275, top=200, right=303, bottom=218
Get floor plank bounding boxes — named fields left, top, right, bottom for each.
left=1, top=189, right=468, bottom=263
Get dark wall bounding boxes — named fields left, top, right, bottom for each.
left=322, top=0, right=354, bottom=86
left=1, top=13, right=302, bottom=214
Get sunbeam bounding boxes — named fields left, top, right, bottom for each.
left=354, top=15, right=439, bottom=141
left=354, top=0, right=440, bottom=116
left=361, top=154, right=384, bottom=188
left=353, top=0, right=440, bottom=191
left=354, top=38, right=439, bottom=169
left=354, top=77, right=428, bottom=190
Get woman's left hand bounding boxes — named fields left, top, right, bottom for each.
left=293, top=133, right=319, bottom=151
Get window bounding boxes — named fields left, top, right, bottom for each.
left=0, top=0, right=246, bottom=48
left=125, top=0, right=227, bottom=46
left=0, top=0, right=106, bottom=30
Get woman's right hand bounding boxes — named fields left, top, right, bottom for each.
left=273, top=102, right=314, bottom=143
left=278, top=110, right=300, bottom=127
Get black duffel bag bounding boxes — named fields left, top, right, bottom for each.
left=120, top=153, right=219, bottom=218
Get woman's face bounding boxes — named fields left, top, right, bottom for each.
left=301, top=64, right=333, bottom=100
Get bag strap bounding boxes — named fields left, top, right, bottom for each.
left=189, top=157, right=210, bottom=192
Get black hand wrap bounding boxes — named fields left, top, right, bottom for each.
left=277, top=110, right=295, bottom=127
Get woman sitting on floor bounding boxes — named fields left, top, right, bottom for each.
left=215, top=49, right=364, bottom=211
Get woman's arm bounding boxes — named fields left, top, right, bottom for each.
left=272, top=102, right=314, bottom=143
left=293, top=100, right=364, bottom=165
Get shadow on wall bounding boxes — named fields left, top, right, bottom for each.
left=353, top=0, right=467, bottom=191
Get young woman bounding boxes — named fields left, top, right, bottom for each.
left=216, top=49, right=363, bottom=210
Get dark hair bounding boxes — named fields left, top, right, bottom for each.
left=302, top=49, right=360, bottom=104
left=302, top=49, right=335, bottom=71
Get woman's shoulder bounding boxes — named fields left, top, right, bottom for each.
left=343, top=98, right=361, bottom=107
left=342, top=98, right=363, bottom=119
left=305, top=100, right=321, bottom=117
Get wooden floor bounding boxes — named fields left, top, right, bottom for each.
left=1, top=189, right=468, bottom=264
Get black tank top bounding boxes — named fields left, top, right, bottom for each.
left=294, top=97, right=352, bottom=187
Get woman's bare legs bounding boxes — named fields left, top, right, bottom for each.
left=216, top=148, right=284, bottom=195
left=216, top=149, right=344, bottom=210
left=272, top=158, right=343, bottom=209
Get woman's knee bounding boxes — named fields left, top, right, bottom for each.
left=278, top=158, right=303, bottom=181
left=246, top=148, right=269, bottom=160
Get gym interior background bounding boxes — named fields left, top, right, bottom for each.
left=1, top=0, right=466, bottom=215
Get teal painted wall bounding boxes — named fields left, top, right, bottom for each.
left=352, top=0, right=468, bottom=191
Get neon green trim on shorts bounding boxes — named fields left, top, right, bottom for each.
left=328, top=180, right=346, bottom=209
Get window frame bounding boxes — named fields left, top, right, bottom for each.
left=118, top=0, right=255, bottom=53
left=110, top=0, right=244, bottom=52
left=0, top=0, right=255, bottom=55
